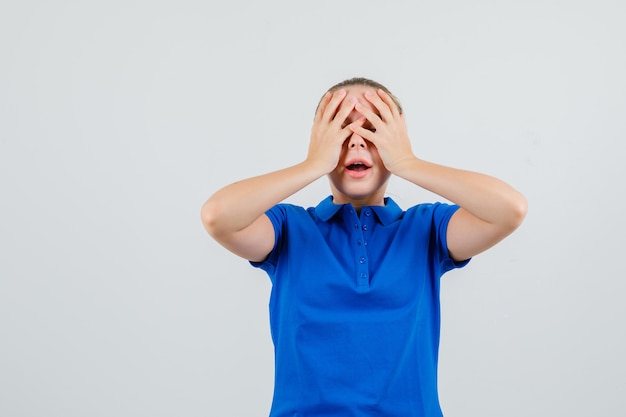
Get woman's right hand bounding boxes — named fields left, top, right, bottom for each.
left=306, top=89, right=359, bottom=174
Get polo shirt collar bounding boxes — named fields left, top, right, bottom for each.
left=371, top=197, right=403, bottom=225
left=315, top=196, right=403, bottom=225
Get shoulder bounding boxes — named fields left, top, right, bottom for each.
left=404, top=201, right=460, bottom=222
left=264, top=202, right=320, bottom=232
left=268, top=196, right=335, bottom=222
left=267, top=202, right=311, bottom=218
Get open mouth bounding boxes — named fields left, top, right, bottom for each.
left=344, top=160, right=372, bottom=178
left=346, top=162, right=371, bottom=172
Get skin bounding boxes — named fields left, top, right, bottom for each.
left=325, top=86, right=391, bottom=208
left=201, top=85, right=528, bottom=263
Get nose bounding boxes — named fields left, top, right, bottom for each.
left=347, top=132, right=367, bottom=149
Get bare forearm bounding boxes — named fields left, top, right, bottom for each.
left=394, top=157, right=527, bottom=228
left=201, top=160, right=325, bottom=236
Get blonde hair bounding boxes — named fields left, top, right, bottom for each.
left=318, top=77, right=403, bottom=114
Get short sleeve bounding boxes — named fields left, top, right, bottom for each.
left=249, top=204, right=288, bottom=275
left=431, top=203, right=471, bottom=273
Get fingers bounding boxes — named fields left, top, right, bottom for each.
left=321, top=89, right=348, bottom=123
left=376, top=89, right=401, bottom=119
left=354, top=100, right=383, bottom=132
left=345, top=115, right=365, bottom=136
left=335, top=96, right=357, bottom=127
left=314, top=89, right=347, bottom=123
left=351, top=89, right=404, bottom=142
left=349, top=118, right=375, bottom=142
left=363, top=90, right=392, bottom=123
left=314, top=92, right=332, bottom=123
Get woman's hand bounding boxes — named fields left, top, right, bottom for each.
left=306, top=89, right=359, bottom=174
left=350, top=89, right=416, bottom=174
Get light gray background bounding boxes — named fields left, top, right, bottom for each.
left=1, top=0, right=624, bottom=416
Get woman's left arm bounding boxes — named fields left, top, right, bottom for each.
left=392, top=158, right=527, bottom=261
left=351, top=89, right=528, bottom=262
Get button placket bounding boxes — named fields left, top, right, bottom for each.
left=356, top=230, right=369, bottom=287
left=355, top=209, right=373, bottom=288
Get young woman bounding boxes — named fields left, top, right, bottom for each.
left=202, top=77, right=527, bottom=416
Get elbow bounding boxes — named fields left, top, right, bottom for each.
left=200, top=199, right=223, bottom=238
left=507, top=193, right=528, bottom=231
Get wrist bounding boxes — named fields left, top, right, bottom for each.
left=386, top=155, right=421, bottom=177
left=301, top=158, right=334, bottom=178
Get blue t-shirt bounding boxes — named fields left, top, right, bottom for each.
left=251, top=196, right=469, bottom=417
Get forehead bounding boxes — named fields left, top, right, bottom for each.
left=343, top=85, right=376, bottom=100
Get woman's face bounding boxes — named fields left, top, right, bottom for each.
left=327, top=85, right=391, bottom=208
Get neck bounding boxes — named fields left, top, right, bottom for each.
left=328, top=182, right=388, bottom=210
left=331, top=195, right=386, bottom=211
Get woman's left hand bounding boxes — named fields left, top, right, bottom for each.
left=350, top=89, right=416, bottom=174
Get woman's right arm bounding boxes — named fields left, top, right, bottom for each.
left=201, top=161, right=329, bottom=262
left=200, top=89, right=356, bottom=262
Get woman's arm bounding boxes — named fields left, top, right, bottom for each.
left=350, top=89, right=527, bottom=262
left=201, top=160, right=325, bottom=262
left=201, top=89, right=358, bottom=262
left=391, top=159, right=527, bottom=261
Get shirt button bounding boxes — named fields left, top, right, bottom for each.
left=360, top=273, right=367, bottom=278
left=362, top=225, right=368, bottom=231
left=365, top=210, right=371, bottom=216
left=359, top=257, right=366, bottom=264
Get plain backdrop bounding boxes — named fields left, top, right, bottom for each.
left=1, top=1, right=625, bottom=416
